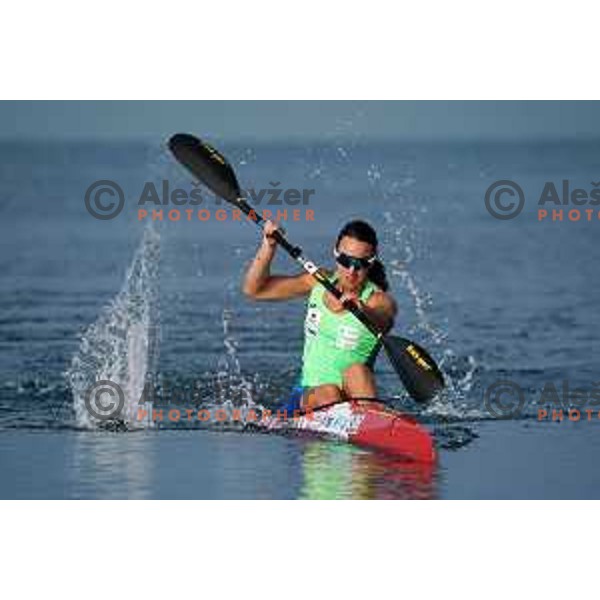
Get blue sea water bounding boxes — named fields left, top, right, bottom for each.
left=1, top=137, right=599, bottom=499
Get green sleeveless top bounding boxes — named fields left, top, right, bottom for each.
left=300, top=276, right=380, bottom=387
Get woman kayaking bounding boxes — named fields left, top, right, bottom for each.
left=243, top=219, right=397, bottom=412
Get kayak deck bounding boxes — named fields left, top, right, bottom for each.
left=263, top=400, right=436, bottom=463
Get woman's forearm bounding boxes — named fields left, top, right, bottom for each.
left=243, top=240, right=276, bottom=297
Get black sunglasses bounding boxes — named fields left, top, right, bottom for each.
left=334, top=249, right=377, bottom=271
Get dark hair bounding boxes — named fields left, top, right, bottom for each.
left=335, top=220, right=389, bottom=291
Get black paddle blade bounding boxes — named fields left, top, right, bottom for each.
left=168, top=133, right=241, bottom=203
left=382, top=336, right=445, bottom=403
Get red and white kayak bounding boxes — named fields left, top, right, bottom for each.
left=264, top=400, right=436, bottom=463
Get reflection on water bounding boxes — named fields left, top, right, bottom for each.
left=298, top=441, right=437, bottom=499
left=66, top=431, right=436, bottom=499
left=0, top=428, right=436, bottom=499
left=69, top=431, right=155, bottom=499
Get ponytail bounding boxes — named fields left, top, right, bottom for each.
left=368, top=258, right=389, bottom=292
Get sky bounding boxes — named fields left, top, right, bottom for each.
left=1, top=101, right=600, bottom=142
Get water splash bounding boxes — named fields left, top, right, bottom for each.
left=66, top=225, right=160, bottom=429
left=214, top=308, right=255, bottom=406
left=379, top=188, right=479, bottom=421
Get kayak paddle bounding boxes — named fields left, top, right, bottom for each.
left=168, top=133, right=445, bottom=403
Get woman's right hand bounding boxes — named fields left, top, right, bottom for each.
left=262, top=219, right=282, bottom=248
